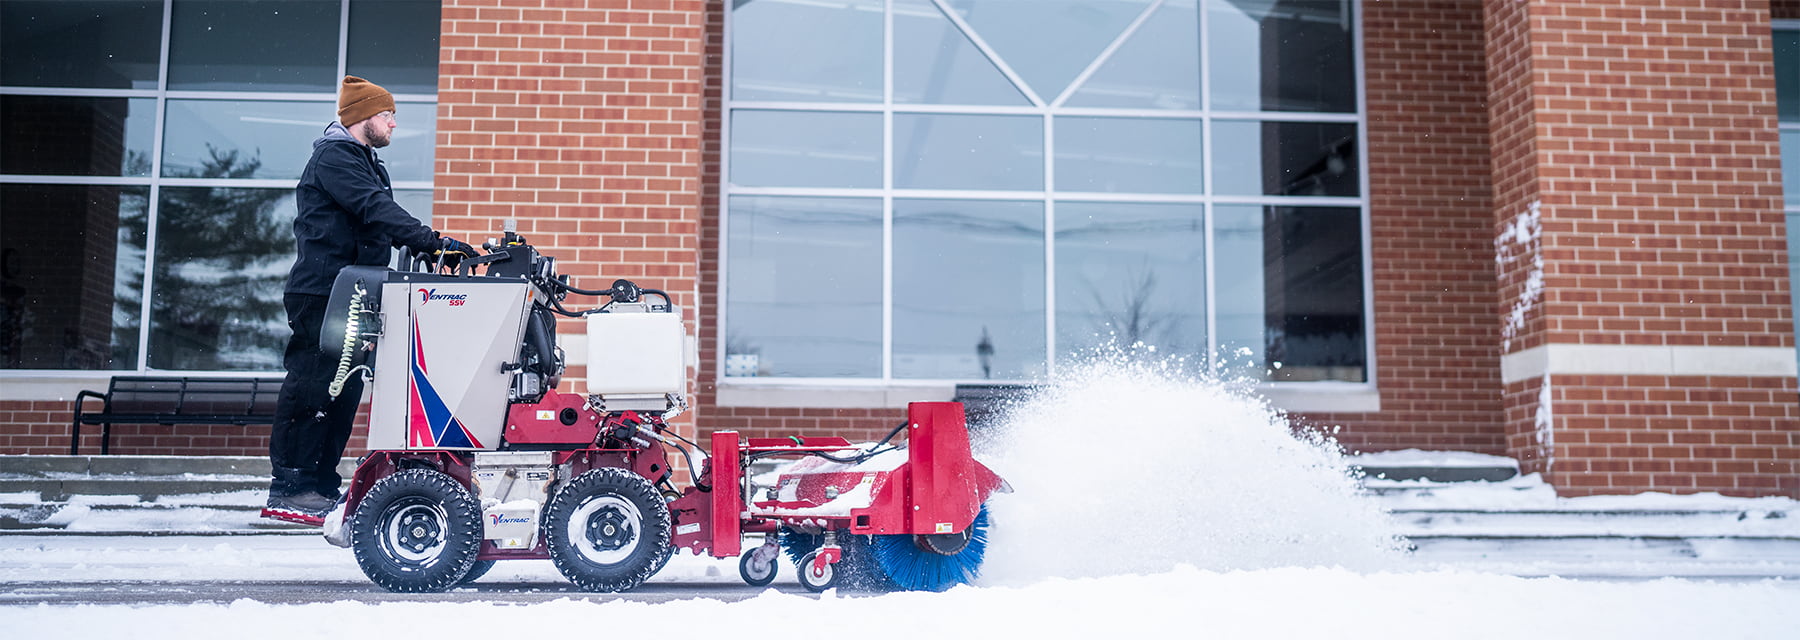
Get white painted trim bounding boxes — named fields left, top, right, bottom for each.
left=713, top=381, right=1378, bottom=413
left=1261, top=385, right=1381, bottom=413
left=1, top=373, right=123, bottom=402
left=0, top=371, right=283, bottom=402
left=716, top=383, right=956, bottom=409
left=1500, top=344, right=1800, bottom=384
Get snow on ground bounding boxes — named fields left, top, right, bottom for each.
left=7, top=356, right=1800, bottom=637
left=5, top=560, right=1798, bottom=640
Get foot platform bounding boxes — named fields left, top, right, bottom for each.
left=260, top=507, right=325, bottom=526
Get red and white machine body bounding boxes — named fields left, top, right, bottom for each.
left=307, top=226, right=1006, bottom=593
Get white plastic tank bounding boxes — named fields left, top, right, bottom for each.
left=586, top=309, right=686, bottom=396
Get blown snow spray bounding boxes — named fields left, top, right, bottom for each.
left=977, top=353, right=1406, bottom=584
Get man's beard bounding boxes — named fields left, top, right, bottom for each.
left=361, top=120, right=391, bottom=148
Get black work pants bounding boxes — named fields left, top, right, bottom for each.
left=269, top=293, right=364, bottom=497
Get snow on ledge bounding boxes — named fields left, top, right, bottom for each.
left=1349, top=449, right=1520, bottom=469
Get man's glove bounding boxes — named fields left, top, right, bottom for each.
left=438, top=237, right=477, bottom=264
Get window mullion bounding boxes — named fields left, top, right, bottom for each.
left=137, top=0, right=177, bottom=372
left=928, top=0, right=1044, bottom=108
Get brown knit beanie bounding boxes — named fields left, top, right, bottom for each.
left=337, top=76, right=395, bottom=125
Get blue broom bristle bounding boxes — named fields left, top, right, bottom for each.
left=778, top=527, right=895, bottom=591
left=778, top=527, right=820, bottom=565
left=871, top=504, right=991, bottom=592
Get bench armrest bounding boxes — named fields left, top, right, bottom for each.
left=68, top=389, right=110, bottom=455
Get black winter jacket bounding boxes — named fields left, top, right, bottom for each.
left=286, top=122, right=440, bottom=296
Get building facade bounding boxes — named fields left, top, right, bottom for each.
left=2, top=0, right=1797, bottom=497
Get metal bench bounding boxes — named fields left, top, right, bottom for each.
left=68, top=376, right=281, bottom=455
left=952, top=383, right=1042, bottom=432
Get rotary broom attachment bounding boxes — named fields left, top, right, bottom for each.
left=694, top=402, right=1010, bottom=592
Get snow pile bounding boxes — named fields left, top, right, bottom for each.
left=978, top=356, right=1405, bottom=583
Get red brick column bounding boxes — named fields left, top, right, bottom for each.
left=1485, top=0, right=1797, bottom=497
left=1298, top=0, right=1506, bottom=455
left=434, top=0, right=706, bottom=440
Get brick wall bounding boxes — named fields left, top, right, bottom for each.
left=1486, top=0, right=1797, bottom=497
left=1487, top=0, right=1553, bottom=469
left=1296, top=0, right=1506, bottom=455
left=1507, top=375, right=1799, bottom=496
left=0, top=401, right=68, bottom=453
left=1527, top=0, right=1790, bottom=350
left=432, top=0, right=707, bottom=444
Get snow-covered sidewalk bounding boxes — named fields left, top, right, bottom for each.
left=9, top=362, right=1799, bottom=637
left=4, top=537, right=1797, bottom=640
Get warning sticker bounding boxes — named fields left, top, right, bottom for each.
left=935, top=522, right=954, bottom=534
left=676, top=523, right=701, bottom=535
left=536, top=410, right=554, bottom=421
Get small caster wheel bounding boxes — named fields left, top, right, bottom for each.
left=739, top=547, right=778, bottom=587
left=797, top=549, right=838, bottom=592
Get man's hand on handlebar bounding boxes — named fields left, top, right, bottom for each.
left=435, top=237, right=478, bottom=269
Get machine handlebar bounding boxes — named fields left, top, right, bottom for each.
left=402, top=227, right=673, bottom=316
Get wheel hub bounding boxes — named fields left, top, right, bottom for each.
left=586, top=506, right=635, bottom=551
left=382, top=500, right=449, bottom=563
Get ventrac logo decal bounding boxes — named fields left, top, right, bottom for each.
left=417, top=288, right=468, bottom=306
left=489, top=514, right=532, bottom=525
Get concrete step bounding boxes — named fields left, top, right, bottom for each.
left=1389, top=508, right=1800, bottom=537
left=0, top=496, right=314, bottom=533
left=0, top=478, right=269, bottom=502
left=0, top=455, right=343, bottom=534
left=1347, top=449, right=1521, bottom=484
left=0, top=455, right=355, bottom=502
left=1356, top=465, right=1520, bottom=483
left=1407, top=533, right=1800, bottom=571
left=0, top=455, right=279, bottom=477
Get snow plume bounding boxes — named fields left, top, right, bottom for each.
left=976, top=353, right=1405, bottom=584
left=1496, top=200, right=1543, bottom=352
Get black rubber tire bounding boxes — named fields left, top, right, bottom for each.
left=458, top=559, right=497, bottom=585
left=796, top=549, right=837, bottom=592
left=782, top=531, right=893, bottom=592
left=738, top=547, right=779, bottom=587
left=542, top=467, right=672, bottom=592
left=349, top=469, right=482, bottom=593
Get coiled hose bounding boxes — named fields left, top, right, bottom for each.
left=326, top=282, right=367, bottom=399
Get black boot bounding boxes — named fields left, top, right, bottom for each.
left=266, top=491, right=336, bottom=517
left=269, top=465, right=314, bottom=498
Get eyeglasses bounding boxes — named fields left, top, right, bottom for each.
left=374, top=111, right=397, bottom=124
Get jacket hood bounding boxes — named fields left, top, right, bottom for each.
left=313, top=121, right=361, bottom=149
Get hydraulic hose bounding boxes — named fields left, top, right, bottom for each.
left=524, top=309, right=556, bottom=374
left=326, top=282, right=367, bottom=399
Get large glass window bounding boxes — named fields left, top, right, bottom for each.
left=1, top=0, right=441, bottom=372
left=1777, top=23, right=1799, bottom=369
left=1, top=1, right=164, bottom=90
left=724, top=0, right=1367, bottom=383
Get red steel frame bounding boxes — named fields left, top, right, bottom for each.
left=341, top=400, right=1004, bottom=566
